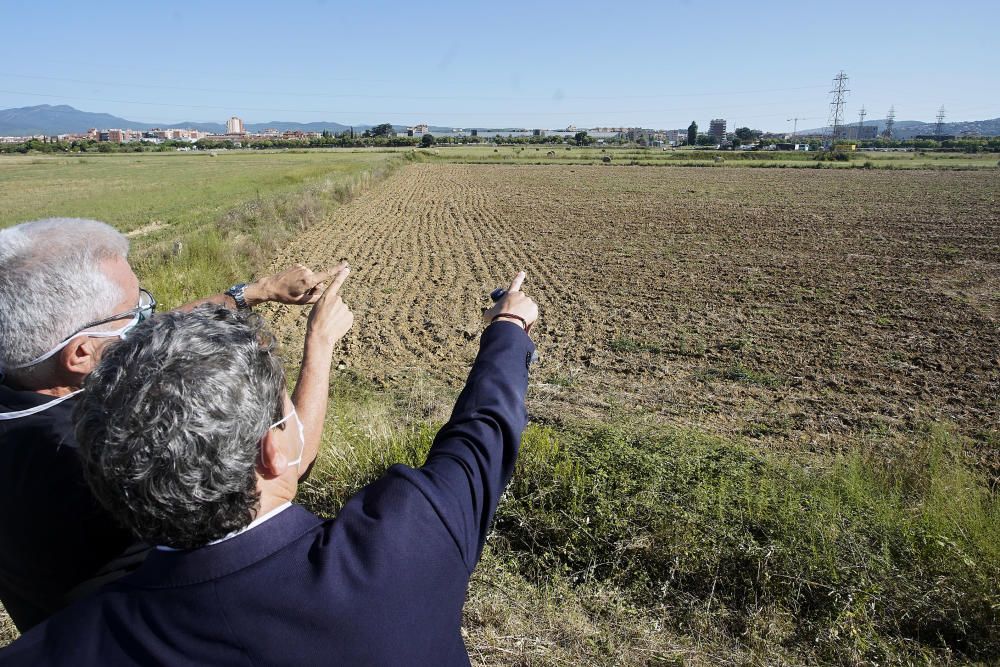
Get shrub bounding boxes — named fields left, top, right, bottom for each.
left=493, top=422, right=1000, bottom=663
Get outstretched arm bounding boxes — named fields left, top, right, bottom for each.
left=402, top=272, right=539, bottom=571
left=290, top=262, right=353, bottom=481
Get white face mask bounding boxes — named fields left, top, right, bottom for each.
left=269, top=406, right=306, bottom=470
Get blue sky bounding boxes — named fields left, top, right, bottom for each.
left=1, top=0, right=997, bottom=130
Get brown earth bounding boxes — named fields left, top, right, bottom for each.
left=266, top=163, right=999, bottom=468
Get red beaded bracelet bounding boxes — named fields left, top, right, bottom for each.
left=491, top=313, right=531, bottom=332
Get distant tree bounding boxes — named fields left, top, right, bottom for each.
left=734, top=127, right=754, bottom=141
left=321, top=130, right=332, bottom=139
left=687, top=121, right=698, bottom=146
left=421, top=133, right=435, bottom=147
left=370, top=123, right=395, bottom=137
left=696, top=134, right=716, bottom=146
left=574, top=130, right=590, bottom=145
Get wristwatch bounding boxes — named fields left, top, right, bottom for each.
left=226, top=283, right=251, bottom=311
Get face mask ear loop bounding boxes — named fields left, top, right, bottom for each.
left=288, top=409, right=306, bottom=469
left=5, top=311, right=142, bottom=372
left=0, top=388, right=85, bottom=421
left=266, top=409, right=303, bottom=469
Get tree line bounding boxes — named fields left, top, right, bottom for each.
left=3, top=127, right=998, bottom=154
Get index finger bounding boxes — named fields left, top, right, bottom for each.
left=310, top=261, right=350, bottom=286
left=323, top=266, right=351, bottom=296
left=508, top=271, right=526, bottom=293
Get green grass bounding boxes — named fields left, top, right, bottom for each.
left=0, top=151, right=394, bottom=234
left=0, top=150, right=408, bottom=309
left=700, top=364, right=783, bottom=388
left=609, top=336, right=664, bottom=354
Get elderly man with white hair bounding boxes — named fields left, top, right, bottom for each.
left=0, top=217, right=340, bottom=631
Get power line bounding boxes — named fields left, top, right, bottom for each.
left=856, top=106, right=866, bottom=140
left=0, top=88, right=824, bottom=119
left=0, top=72, right=828, bottom=102
left=883, top=105, right=896, bottom=139
left=827, top=71, right=849, bottom=144
left=935, top=105, right=946, bottom=136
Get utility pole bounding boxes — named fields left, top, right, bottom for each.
left=935, top=106, right=946, bottom=137
left=856, top=106, right=866, bottom=141
left=883, top=106, right=896, bottom=139
left=827, top=71, right=849, bottom=147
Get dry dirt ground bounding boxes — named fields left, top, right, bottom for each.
left=266, top=163, right=999, bottom=468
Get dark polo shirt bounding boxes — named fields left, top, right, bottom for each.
left=0, top=321, right=534, bottom=665
left=0, top=385, right=147, bottom=632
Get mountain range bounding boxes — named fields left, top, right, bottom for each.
left=797, top=117, right=1000, bottom=139
left=0, top=105, right=456, bottom=136
left=2, top=104, right=998, bottom=139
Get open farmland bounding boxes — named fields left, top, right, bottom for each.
left=425, top=144, right=1000, bottom=170
left=2, top=154, right=998, bottom=663
left=268, top=163, right=1000, bottom=468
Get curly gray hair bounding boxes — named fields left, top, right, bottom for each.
left=75, top=306, right=286, bottom=549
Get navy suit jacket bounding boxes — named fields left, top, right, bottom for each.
left=0, top=321, right=535, bottom=666
left=0, top=387, right=145, bottom=631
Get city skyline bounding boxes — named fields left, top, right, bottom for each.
left=1, top=1, right=998, bottom=130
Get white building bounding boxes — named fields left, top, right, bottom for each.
left=226, top=116, right=246, bottom=135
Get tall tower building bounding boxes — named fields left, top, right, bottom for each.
left=227, top=116, right=246, bottom=135
left=709, top=119, right=726, bottom=142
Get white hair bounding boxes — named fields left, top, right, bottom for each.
left=0, top=218, right=129, bottom=384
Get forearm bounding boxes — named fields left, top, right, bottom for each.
left=173, top=280, right=271, bottom=313
left=291, top=332, right=335, bottom=480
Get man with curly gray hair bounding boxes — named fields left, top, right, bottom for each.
left=0, top=217, right=343, bottom=631
left=0, top=270, right=539, bottom=666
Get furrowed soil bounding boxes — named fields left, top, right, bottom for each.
left=268, top=163, right=999, bottom=468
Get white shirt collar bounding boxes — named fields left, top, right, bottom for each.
left=155, top=501, right=294, bottom=552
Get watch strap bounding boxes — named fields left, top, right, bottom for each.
left=227, top=283, right=251, bottom=311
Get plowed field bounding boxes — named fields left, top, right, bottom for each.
left=267, top=164, right=999, bottom=467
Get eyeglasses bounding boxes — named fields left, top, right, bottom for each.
left=74, top=288, right=157, bottom=333
left=7, top=288, right=159, bottom=371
